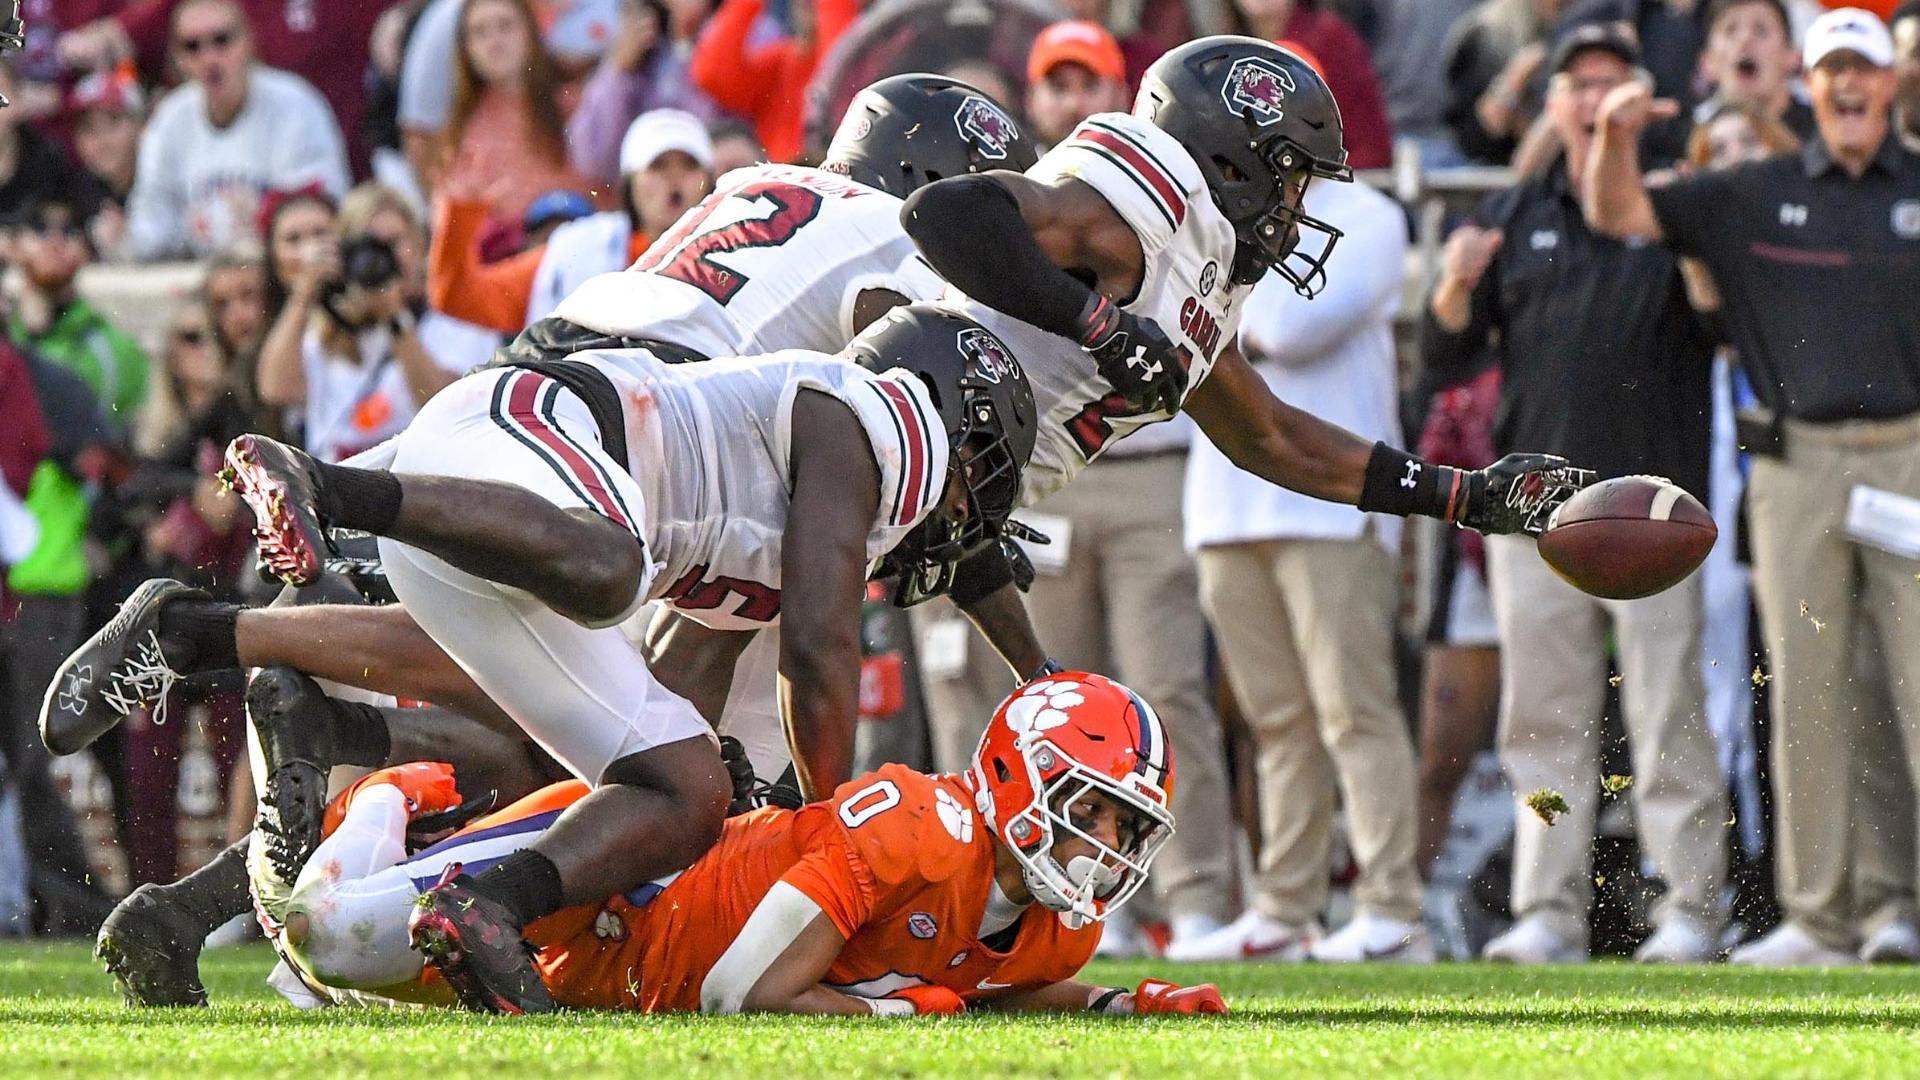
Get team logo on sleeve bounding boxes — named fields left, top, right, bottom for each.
left=1222, top=57, right=1296, bottom=126
left=955, top=96, right=1017, bottom=160
left=935, top=787, right=975, bottom=842
left=958, top=327, right=1019, bottom=385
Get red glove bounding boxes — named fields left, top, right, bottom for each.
left=886, top=984, right=967, bottom=1015
left=1133, top=979, right=1227, bottom=1015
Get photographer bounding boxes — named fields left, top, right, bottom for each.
left=255, top=183, right=471, bottom=463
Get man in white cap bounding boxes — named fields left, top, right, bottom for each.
left=426, top=108, right=715, bottom=333
left=1587, top=8, right=1920, bottom=966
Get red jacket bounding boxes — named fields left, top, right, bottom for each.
left=1280, top=7, right=1394, bottom=171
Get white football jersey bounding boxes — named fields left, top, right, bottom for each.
left=945, top=112, right=1245, bottom=504
left=573, top=347, right=947, bottom=631
left=553, top=164, right=946, bottom=360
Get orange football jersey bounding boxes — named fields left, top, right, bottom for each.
left=521, top=763, right=1099, bottom=1011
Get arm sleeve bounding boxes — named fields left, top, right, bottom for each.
left=426, top=199, right=548, bottom=334
left=689, top=0, right=780, bottom=120
left=900, top=175, right=1094, bottom=341
left=1647, top=171, right=1732, bottom=259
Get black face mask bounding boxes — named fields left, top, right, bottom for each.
left=1229, top=147, right=1347, bottom=294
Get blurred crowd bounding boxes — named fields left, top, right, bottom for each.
left=1, top=0, right=1917, bottom=969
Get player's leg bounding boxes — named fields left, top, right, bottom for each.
left=92, top=839, right=248, bottom=1007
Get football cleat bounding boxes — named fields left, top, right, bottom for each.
left=409, top=866, right=556, bottom=1015
left=247, top=667, right=340, bottom=892
left=94, top=883, right=210, bottom=1007
left=222, top=434, right=332, bottom=586
left=40, top=578, right=207, bottom=756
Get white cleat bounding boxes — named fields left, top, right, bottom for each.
left=1161, top=909, right=1320, bottom=962
left=1633, top=916, right=1722, bottom=963
left=1482, top=916, right=1587, bottom=964
left=1861, top=920, right=1920, bottom=964
left=1309, top=914, right=1436, bottom=964
left=1727, top=923, right=1860, bottom=968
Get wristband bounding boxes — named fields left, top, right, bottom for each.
left=868, top=997, right=915, bottom=1017
left=1357, top=442, right=1465, bottom=523
left=1075, top=293, right=1120, bottom=349
left=1087, top=986, right=1131, bottom=1014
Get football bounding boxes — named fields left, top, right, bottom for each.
left=1536, top=476, right=1717, bottom=600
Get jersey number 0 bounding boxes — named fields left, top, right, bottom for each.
left=633, top=181, right=826, bottom=304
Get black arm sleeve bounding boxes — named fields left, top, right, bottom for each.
left=946, top=541, right=1017, bottom=608
left=900, top=175, right=1094, bottom=340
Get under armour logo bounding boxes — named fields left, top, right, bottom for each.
left=1127, top=352, right=1163, bottom=378
left=57, top=665, right=92, bottom=716
left=1400, top=461, right=1420, bottom=490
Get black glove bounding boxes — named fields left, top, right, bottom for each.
left=1075, top=295, right=1189, bottom=415
left=1456, top=453, right=1596, bottom=536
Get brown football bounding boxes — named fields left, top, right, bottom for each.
left=1536, top=476, right=1717, bottom=600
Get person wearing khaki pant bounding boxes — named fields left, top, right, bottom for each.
left=1744, top=417, right=1920, bottom=956
left=1486, top=534, right=1729, bottom=955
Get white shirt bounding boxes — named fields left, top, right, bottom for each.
left=300, top=321, right=471, bottom=464
left=1183, top=179, right=1408, bottom=554
left=127, top=66, right=350, bottom=261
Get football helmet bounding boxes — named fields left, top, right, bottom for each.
left=967, top=672, right=1176, bottom=929
left=848, top=305, right=1038, bottom=606
left=822, top=73, right=1039, bottom=197
left=1134, top=36, right=1352, bottom=294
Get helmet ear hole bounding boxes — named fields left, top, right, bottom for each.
left=994, top=758, right=1012, bottom=783
left=1212, top=155, right=1248, bottom=183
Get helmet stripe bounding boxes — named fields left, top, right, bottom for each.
left=1127, top=691, right=1166, bottom=783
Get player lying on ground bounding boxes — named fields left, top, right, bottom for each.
left=271, top=673, right=1222, bottom=1017
left=48, top=306, right=1039, bottom=1013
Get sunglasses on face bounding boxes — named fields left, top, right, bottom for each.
left=177, top=27, right=237, bottom=56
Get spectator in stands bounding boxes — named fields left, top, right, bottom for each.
left=66, top=65, right=145, bottom=261
left=430, top=108, right=715, bottom=333
left=1230, top=0, right=1396, bottom=167
left=252, top=190, right=339, bottom=438
left=125, top=0, right=349, bottom=261
left=1445, top=0, right=1565, bottom=164
left=440, top=0, right=599, bottom=229
left=1025, top=21, right=1132, bottom=149
left=1344, top=0, right=1483, bottom=166
left=1895, top=1, right=1920, bottom=143
left=0, top=59, right=108, bottom=224
left=1589, top=6, right=1920, bottom=967
left=256, top=184, right=471, bottom=463
left=1059, top=0, right=1203, bottom=85
left=690, top=0, right=861, bottom=163
left=708, top=119, right=768, bottom=174
left=568, top=0, right=722, bottom=189
left=1558, top=0, right=1706, bottom=111
left=6, top=194, right=148, bottom=435
left=1696, top=0, right=1817, bottom=140
left=1431, top=24, right=1728, bottom=964
left=1173, top=136, right=1427, bottom=965
left=522, top=189, right=599, bottom=249
left=201, top=247, right=269, bottom=361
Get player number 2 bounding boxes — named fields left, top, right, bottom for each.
left=838, top=779, right=902, bottom=828
left=633, top=181, right=825, bottom=304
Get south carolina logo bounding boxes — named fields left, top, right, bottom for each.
left=958, top=327, right=1019, bottom=384
left=955, top=96, right=1017, bottom=160
left=1222, top=56, right=1296, bottom=126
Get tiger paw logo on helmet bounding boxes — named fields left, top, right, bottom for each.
left=1003, top=679, right=1089, bottom=737
left=1222, top=56, right=1296, bottom=125
left=955, top=96, right=1017, bottom=160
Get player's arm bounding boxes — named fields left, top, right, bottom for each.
left=981, top=978, right=1226, bottom=1015
left=947, top=543, right=1049, bottom=679
left=780, top=390, right=884, bottom=800
left=1184, top=346, right=1592, bottom=537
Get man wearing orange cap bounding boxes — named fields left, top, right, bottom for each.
left=1025, top=21, right=1132, bottom=150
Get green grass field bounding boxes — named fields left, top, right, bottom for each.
left=4, top=941, right=1919, bottom=1078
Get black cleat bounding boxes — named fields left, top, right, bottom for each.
left=409, top=866, right=556, bottom=1015
left=246, top=666, right=338, bottom=890
left=40, top=578, right=208, bottom=756
left=94, top=884, right=211, bottom=1007
left=223, top=434, right=331, bottom=586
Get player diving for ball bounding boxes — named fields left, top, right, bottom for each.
left=274, top=673, right=1224, bottom=1019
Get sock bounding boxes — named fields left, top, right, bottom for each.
left=158, top=839, right=251, bottom=936
left=312, top=462, right=403, bottom=535
left=157, top=601, right=241, bottom=673
left=324, top=700, right=392, bottom=767
left=467, top=849, right=565, bottom=928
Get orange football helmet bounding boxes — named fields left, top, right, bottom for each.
left=967, top=672, right=1176, bottom=928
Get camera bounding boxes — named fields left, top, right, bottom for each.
left=338, top=233, right=402, bottom=290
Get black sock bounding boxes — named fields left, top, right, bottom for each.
left=312, top=462, right=403, bottom=535
left=324, top=700, right=392, bottom=767
left=157, top=601, right=241, bottom=673
left=157, top=839, right=251, bottom=936
left=467, top=849, right=565, bottom=928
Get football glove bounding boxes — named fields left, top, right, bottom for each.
left=1132, top=979, right=1228, bottom=1016
left=885, top=984, right=966, bottom=1015
left=1076, top=295, right=1189, bottom=415
left=1456, top=453, right=1595, bottom=537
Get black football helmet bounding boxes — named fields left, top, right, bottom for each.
left=822, top=74, right=1039, bottom=198
left=1134, top=36, right=1352, bottom=295
left=845, top=304, right=1038, bottom=606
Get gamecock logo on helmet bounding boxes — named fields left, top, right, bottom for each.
left=1221, top=56, right=1296, bottom=126
left=954, top=96, right=1016, bottom=160
left=958, top=327, right=1018, bottom=385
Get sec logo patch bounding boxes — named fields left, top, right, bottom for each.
left=908, top=912, right=939, bottom=939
